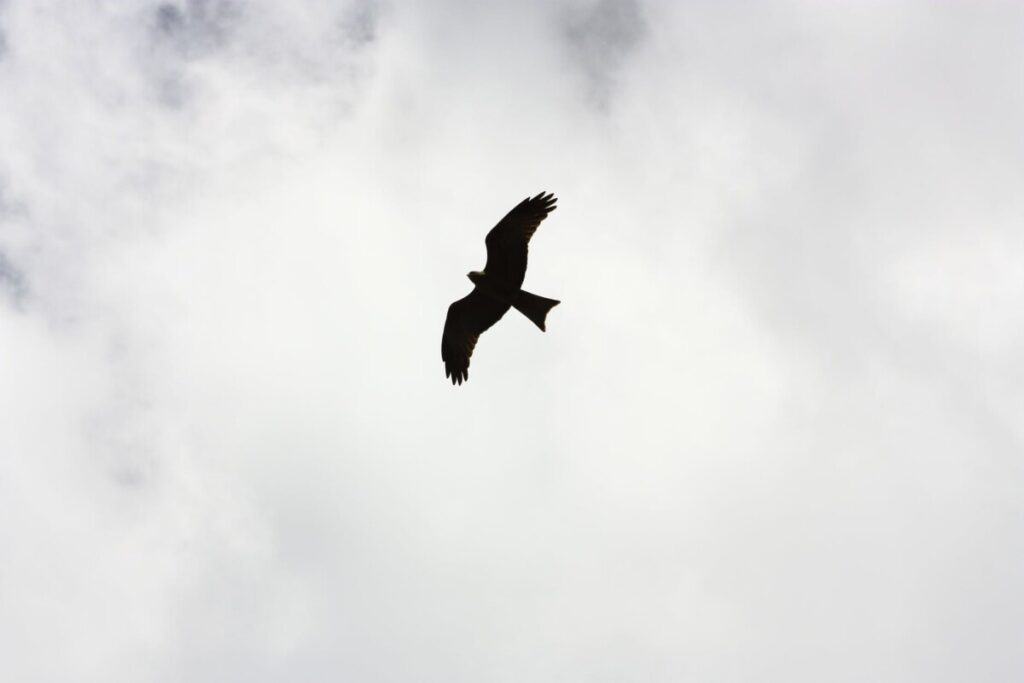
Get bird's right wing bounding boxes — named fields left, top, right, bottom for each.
left=441, top=288, right=510, bottom=385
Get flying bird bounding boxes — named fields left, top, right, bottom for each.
left=442, top=192, right=561, bottom=385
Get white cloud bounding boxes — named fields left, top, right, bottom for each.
left=1, top=1, right=1022, bottom=681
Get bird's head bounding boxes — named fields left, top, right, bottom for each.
left=467, top=270, right=484, bottom=285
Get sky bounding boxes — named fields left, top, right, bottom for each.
left=1, top=1, right=1023, bottom=681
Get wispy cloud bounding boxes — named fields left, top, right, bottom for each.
left=1, top=2, right=1022, bottom=681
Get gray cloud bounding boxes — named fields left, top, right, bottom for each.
left=0, top=250, right=26, bottom=305
left=564, top=0, right=645, bottom=110
left=1, top=2, right=1023, bottom=681
left=154, top=1, right=241, bottom=57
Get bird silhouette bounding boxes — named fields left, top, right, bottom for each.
left=441, top=192, right=560, bottom=385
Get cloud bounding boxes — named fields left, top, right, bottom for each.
left=563, top=0, right=645, bottom=110
left=1, top=1, right=1023, bottom=681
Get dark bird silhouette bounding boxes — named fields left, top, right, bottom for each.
left=442, top=192, right=560, bottom=385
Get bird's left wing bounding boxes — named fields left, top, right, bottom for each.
left=484, top=191, right=557, bottom=288
left=441, top=288, right=511, bottom=385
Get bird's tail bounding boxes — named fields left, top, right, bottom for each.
left=513, top=290, right=560, bottom=331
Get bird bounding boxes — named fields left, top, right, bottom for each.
left=441, top=191, right=561, bottom=385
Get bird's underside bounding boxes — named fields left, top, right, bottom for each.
left=441, top=192, right=560, bottom=385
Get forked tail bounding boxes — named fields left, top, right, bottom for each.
left=513, top=289, right=560, bottom=331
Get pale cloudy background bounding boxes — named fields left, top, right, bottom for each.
left=1, top=1, right=1023, bottom=681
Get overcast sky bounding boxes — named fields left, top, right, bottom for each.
left=2, top=1, right=1023, bottom=681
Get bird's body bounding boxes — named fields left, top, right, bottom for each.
left=466, top=271, right=515, bottom=304
left=442, top=192, right=560, bottom=385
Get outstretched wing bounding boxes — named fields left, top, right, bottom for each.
left=441, top=288, right=511, bottom=385
left=484, top=191, right=557, bottom=289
